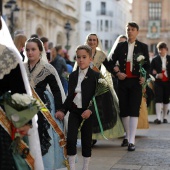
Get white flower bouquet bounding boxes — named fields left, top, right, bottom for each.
left=3, top=92, right=40, bottom=128
left=136, top=54, right=146, bottom=77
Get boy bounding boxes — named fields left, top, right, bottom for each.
left=105, top=22, right=150, bottom=151
left=55, top=45, right=100, bottom=170
left=150, top=42, right=170, bottom=124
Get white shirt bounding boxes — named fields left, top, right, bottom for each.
left=73, top=67, right=88, bottom=108
left=161, top=55, right=167, bottom=70
left=127, top=41, right=135, bottom=71
left=161, top=55, right=167, bottom=77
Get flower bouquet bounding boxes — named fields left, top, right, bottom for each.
left=1, top=92, right=41, bottom=165
left=136, top=54, right=146, bottom=78
left=3, top=92, right=40, bottom=128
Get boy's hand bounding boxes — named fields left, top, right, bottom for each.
left=156, top=73, right=163, bottom=79
left=117, top=72, right=127, bottom=80
left=139, top=77, right=145, bottom=85
left=81, top=109, right=92, bottom=119
left=55, top=111, right=65, bottom=120
left=113, top=66, right=119, bottom=72
left=17, top=124, right=31, bottom=138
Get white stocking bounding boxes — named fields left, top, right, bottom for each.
left=68, top=155, right=76, bottom=170
left=82, top=157, right=90, bottom=170
left=129, top=117, right=138, bottom=144
left=156, top=103, right=162, bottom=120
left=122, top=116, right=130, bottom=141
left=163, top=104, right=169, bottom=119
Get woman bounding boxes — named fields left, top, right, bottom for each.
left=24, top=38, right=67, bottom=170
left=74, top=33, right=124, bottom=144
left=0, top=17, right=43, bottom=170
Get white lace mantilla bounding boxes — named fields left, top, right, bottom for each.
left=25, top=60, right=58, bottom=88
left=0, top=44, right=18, bottom=79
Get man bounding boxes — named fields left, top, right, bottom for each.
left=40, top=37, right=51, bottom=62
left=105, top=22, right=150, bottom=151
left=150, top=42, right=170, bottom=124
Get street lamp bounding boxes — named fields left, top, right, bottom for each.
left=64, top=21, right=72, bottom=51
left=4, top=0, right=20, bottom=38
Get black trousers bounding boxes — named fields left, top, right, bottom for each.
left=67, top=108, right=93, bottom=157
left=154, top=81, right=170, bottom=104
left=118, top=78, right=142, bottom=117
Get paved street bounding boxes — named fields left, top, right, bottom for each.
left=76, top=115, right=170, bottom=170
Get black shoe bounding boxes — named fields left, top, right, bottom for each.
left=163, top=119, right=168, bottom=123
left=154, top=119, right=161, bottom=124
left=128, top=143, right=135, bottom=151
left=91, top=140, right=97, bottom=147
left=121, top=139, right=128, bottom=147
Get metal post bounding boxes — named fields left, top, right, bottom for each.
left=0, top=0, right=2, bottom=15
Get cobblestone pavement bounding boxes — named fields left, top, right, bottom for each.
left=76, top=115, right=170, bottom=170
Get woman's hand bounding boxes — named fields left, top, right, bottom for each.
left=81, top=109, right=92, bottom=119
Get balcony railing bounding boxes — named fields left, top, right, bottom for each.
left=96, top=10, right=113, bottom=17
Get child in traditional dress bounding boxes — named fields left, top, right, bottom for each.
left=55, top=45, right=100, bottom=170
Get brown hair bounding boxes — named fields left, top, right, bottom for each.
left=26, top=37, right=44, bottom=52
left=127, top=22, right=139, bottom=31
left=76, top=45, right=92, bottom=57
left=54, top=45, right=62, bottom=53
left=14, top=34, right=27, bottom=51
left=40, top=37, right=48, bottom=43
left=157, top=42, right=168, bottom=50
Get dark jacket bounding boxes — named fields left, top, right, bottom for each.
left=105, top=40, right=150, bottom=77
left=61, top=67, right=100, bottom=114
left=150, top=54, right=170, bottom=80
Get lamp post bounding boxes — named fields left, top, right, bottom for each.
left=0, top=0, right=2, bottom=15
left=64, top=21, right=72, bottom=52
left=4, top=0, right=20, bottom=38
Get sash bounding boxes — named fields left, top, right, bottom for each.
left=31, top=87, right=69, bottom=168
left=126, top=62, right=138, bottom=78
left=0, top=108, right=35, bottom=170
left=162, top=70, right=169, bottom=81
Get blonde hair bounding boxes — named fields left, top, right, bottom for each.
left=14, top=34, right=27, bottom=51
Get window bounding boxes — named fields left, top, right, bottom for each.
left=100, top=20, right=103, bottom=31
left=105, top=20, right=109, bottom=32
left=149, top=2, right=161, bottom=20
left=85, top=21, right=91, bottom=31
left=85, top=1, right=91, bottom=11
left=101, top=2, right=106, bottom=15
left=105, top=40, right=109, bottom=50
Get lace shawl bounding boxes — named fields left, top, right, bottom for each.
left=0, top=44, right=18, bottom=79
left=25, top=59, right=65, bottom=102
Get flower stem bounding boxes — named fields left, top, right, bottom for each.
left=78, top=119, right=86, bottom=132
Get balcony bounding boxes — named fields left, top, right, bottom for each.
left=96, top=10, right=113, bottom=17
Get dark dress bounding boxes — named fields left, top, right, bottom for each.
left=0, top=65, right=26, bottom=170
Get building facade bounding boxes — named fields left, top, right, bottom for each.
left=79, top=0, right=132, bottom=53
left=132, top=0, right=170, bottom=54
left=3, top=0, right=79, bottom=58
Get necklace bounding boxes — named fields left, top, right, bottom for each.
left=92, top=50, right=96, bottom=59
left=28, top=60, right=40, bottom=73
